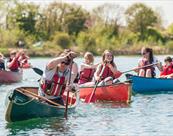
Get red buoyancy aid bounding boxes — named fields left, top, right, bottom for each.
left=8, top=58, right=20, bottom=71
left=79, top=68, right=95, bottom=84
left=100, top=65, right=115, bottom=80
left=41, top=73, right=66, bottom=97
left=160, top=63, right=173, bottom=76
left=21, top=56, right=28, bottom=64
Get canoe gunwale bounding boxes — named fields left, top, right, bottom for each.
left=80, top=82, right=130, bottom=89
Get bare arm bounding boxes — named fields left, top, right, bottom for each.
left=71, top=62, right=78, bottom=83
left=46, top=56, right=67, bottom=70
left=94, top=64, right=102, bottom=81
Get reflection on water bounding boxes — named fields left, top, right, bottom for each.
left=6, top=117, right=74, bottom=136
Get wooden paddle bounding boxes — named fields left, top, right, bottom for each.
left=16, top=88, right=64, bottom=107
left=121, top=61, right=160, bottom=75
left=64, top=60, right=73, bottom=119
left=85, top=64, right=106, bottom=103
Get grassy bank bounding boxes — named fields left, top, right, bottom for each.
left=0, top=45, right=170, bottom=58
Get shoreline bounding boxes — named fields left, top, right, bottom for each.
left=0, top=47, right=170, bottom=57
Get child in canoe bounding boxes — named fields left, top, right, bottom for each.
left=94, top=50, right=122, bottom=86
left=135, top=47, right=162, bottom=77
left=7, top=50, right=21, bottom=72
left=79, top=52, right=98, bottom=84
left=0, top=52, right=5, bottom=70
left=160, top=56, right=173, bottom=78
left=18, top=50, right=30, bottom=68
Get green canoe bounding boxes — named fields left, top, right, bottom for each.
left=5, top=87, right=79, bottom=122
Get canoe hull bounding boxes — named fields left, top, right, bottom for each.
left=131, top=75, right=173, bottom=94
left=0, top=70, right=22, bottom=83
left=5, top=87, right=79, bottom=122
left=80, top=82, right=131, bottom=103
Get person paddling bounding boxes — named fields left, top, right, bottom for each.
left=160, top=56, right=173, bottom=78
left=79, top=52, right=98, bottom=84
left=7, top=50, right=21, bottom=72
left=94, top=50, right=122, bottom=86
left=135, top=47, right=162, bottom=77
left=0, top=52, right=5, bottom=70
left=38, top=50, right=77, bottom=105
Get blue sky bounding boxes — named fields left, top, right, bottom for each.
left=24, top=0, right=173, bottom=27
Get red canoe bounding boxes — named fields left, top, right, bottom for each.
left=22, top=63, right=31, bottom=69
left=80, top=82, right=131, bottom=103
left=0, top=70, right=23, bottom=83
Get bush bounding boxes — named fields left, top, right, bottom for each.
left=166, top=41, right=173, bottom=52
left=76, top=32, right=97, bottom=54
left=0, top=29, right=26, bottom=48
left=51, top=32, right=71, bottom=49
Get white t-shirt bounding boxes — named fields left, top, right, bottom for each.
left=43, top=67, right=70, bottom=82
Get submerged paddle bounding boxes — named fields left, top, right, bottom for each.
left=64, top=60, right=73, bottom=119
left=85, top=64, right=106, bottom=103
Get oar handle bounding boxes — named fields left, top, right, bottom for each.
left=16, top=88, right=64, bottom=107
left=122, top=62, right=160, bottom=74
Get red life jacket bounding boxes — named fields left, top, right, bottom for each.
left=8, top=58, right=20, bottom=71
left=79, top=68, right=95, bottom=84
left=21, top=56, right=28, bottom=64
left=41, top=72, right=66, bottom=97
left=100, top=65, right=115, bottom=80
left=160, top=63, right=173, bottom=76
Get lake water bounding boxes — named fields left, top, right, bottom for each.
left=0, top=55, right=173, bottom=135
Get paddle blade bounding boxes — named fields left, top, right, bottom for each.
left=32, top=67, right=43, bottom=76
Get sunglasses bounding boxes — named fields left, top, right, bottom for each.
left=61, top=61, right=70, bottom=65
left=142, top=52, right=147, bottom=55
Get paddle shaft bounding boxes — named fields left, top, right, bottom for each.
left=85, top=64, right=106, bottom=103
left=16, top=88, right=64, bottom=107
left=122, top=62, right=159, bottom=74
left=64, top=61, right=73, bottom=119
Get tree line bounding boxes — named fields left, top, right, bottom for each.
left=0, top=0, right=173, bottom=56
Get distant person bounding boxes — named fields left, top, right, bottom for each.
left=39, top=50, right=77, bottom=105
left=94, top=50, right=122, bottom=86
left=79, top=52, right=98, bottom=84
left=7, top=50, right=21, bottom=72
left=0, top=52, right=5, bottom=70
left=18, top=50, right=30, bottom=66
left=160, top=56, right=173, bottom=78
left=135, top=47, right=162, bottom=77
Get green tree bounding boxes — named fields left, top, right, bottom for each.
left=92, top=3, right=123, bottom=38
left=125, top=3, right=160, bottom=41
left=35, top=2, right=89, bottom=39
left=7, top=2, right=39, bottom=35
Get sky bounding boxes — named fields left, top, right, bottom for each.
left=23, top=0, right=173, bottom=27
